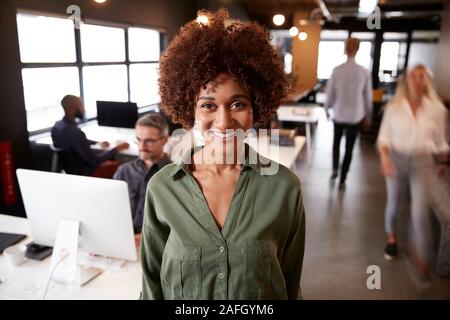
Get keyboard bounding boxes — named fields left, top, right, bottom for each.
left=0, top=233, right=26, bottom=254
left=77, top=252, right=125, bottom=271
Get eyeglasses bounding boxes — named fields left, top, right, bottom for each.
left=134, top=137, right=164, bottom=146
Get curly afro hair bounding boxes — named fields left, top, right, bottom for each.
left=158, top=9, right=288, bottom=129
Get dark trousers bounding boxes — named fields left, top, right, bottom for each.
left=333, top=121, right=361, bottom=182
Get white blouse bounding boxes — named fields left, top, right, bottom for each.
left=377, top=96, right=449, bottom=155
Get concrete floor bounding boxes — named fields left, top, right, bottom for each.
left=293, top=111, right=450, bottom=299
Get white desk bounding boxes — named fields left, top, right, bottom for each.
left=0, top=214, right=141, bottom=300
left=167, top=132, right=306, bottom=170
left=32, top=123, right=306, bottom=169
left=32, top=121, right=140, bottom=158
left=277, top=104, right=321, bottom=161
left=246, top=135, right=305, bottom=169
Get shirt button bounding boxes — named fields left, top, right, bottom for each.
left=219, top=246, right=225, bottom=253
left=219, top=273, right=225, bottom=279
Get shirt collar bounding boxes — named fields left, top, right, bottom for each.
left=137, top=154, right=171, bottom=172
left=400, top=96, right=430, bottom=114
left=169, top=143, right=270, bottom=178
left=157, top=154, right=172, bottom=168
left=63, top=116, right=76, bottom=125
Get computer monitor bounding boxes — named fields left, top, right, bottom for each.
left=96, top=101, right=138, bottom=128
left=16, top=169, right=137, bottom=263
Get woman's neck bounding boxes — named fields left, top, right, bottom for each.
left=407, top=93, right=425, bottom=118
left=407, top=93, right=423, bottom=108
left=192, top=143, right=245, bottom=175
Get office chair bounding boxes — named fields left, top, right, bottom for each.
left=49, top=144, right=85, bottom=175
left=49, top=144, right=63, bottom=173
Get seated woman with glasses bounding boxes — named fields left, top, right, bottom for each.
left=140, top=9, right=306, bottom=300
left=113, top=113, right=172, bottom=246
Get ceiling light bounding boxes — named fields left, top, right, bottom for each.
left=359, top=0, right=378, bottom=14
left=298, top=32, right=308, bottom=41
left=289, top=26, right=299, bottom=37
left=385, top=11, right=404, bottom=18
left=94, top=0, right=107, bottom=3
left=273, top=14, right=285, bottom=26
left=196, top=14, right=209, bottom=26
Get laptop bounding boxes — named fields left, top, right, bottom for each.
left=0, top=232, right=26, bottom=254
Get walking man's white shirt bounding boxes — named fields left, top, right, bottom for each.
left=325, top=57, right=372, bottom=124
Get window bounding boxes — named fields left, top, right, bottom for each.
left=16, top=12, right=163, bottom=133
left=317, top=30, right=374, bottom=79
left=130, top=64, right=160, bottom=108
left=379, top=42, right=400, bottom=82
left=22, top=67, right=80, bottom=132
left=317, top=30, right=348, bottom=79
left=408, top=31, right=440, bottom=73
left=128, top=27, right=161, bottom=107
left=80, top=24, right=126, bottom=62
left=382, top=32, right=408, bottom=41
left=355, top=42, right=373, bottom=71
left=320, top=30, right=349, bottom=40
left=270, top=29, right=292, bottom=75
left=17, top=13, right=76, bottom=63
left=284, top=53, right=292, bottom=74
left=17, top=13, right=79, bottom=132
left=317, top=42, right=346, bottom=79
left=351, top=32, right=375, bottom=71
left=83, top=65, right=128, bottom=118
left=408, top=43, right=439, bottom=73
left=128, top=27, right=160, bottom=62
left=379, top=32, right=408, bottom=83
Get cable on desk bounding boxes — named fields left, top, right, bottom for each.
left=41, top=250, right=70, bottom=300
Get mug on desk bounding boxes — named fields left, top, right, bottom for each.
left=4, top=244, right=27, bottom=267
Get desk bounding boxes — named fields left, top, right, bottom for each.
left=32, top=121, right=139, bottom=158
left=167, top=133, right=306, bottom=170
left=0, top=214, right=141, bottom=300
left=33, top=123, right=306, bottom=170
left=277, top=104, right=321, bottom=161
left=282, top=86, right=310, bottom=102
left=245, top=135, right=305, bottom=169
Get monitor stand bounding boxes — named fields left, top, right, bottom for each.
left=49, top=220, right=102, bottom=288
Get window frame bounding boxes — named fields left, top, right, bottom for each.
left=378, top=32, right=409, bottom=84
left=317, top=30, right=377, bottom=80
left=18, top=9, right=165, bottom=135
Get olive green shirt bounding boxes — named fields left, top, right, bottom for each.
left=140, top=145, right=306, bottom=300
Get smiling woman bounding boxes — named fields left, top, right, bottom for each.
left=158, top=9, right=288, bottom=129
left=140, top=9, right=306, bottom=300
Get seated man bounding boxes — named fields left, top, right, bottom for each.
left=51, top=95, right=129, bottom=178
left=113, top=113, right=172, bottom=244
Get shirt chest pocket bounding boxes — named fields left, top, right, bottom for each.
left=241, top=240, right=287, bottom=299
left=161, top=243, right=202, bottom=299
